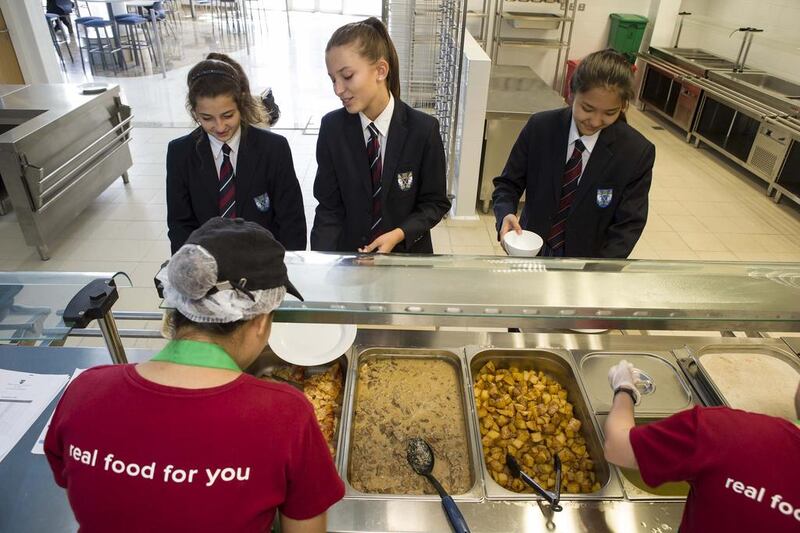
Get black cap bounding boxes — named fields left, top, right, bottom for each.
left=185, top=217, right=303, bottom=301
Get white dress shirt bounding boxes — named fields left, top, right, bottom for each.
left=359, top=93, right=394, bottom=162
left=208, top=127, right=241, bottom=178
left=566, top=118, right=600, bottom=185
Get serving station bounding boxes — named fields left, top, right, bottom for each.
left=2, top=253, right=800, bottom=532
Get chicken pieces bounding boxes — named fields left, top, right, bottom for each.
left=262, top=362, right=343, bottom=457
left=474, top=361, right=601, bottom=494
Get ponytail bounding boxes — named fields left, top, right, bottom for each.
left=186, top=52, right=266, bottom=129
left=327, top=17, right=401, bottom=100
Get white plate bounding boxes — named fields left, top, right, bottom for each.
left=570, top=329, right=609, bottom=334
left=269, top=323, right=357, bottom=365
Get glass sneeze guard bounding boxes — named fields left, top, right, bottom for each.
left=0, top=271, right=130, bottom=342
left=263, top=253, right=800, bottom=331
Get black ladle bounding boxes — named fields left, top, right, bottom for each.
left=407, top=438, right=471, bottom=533
left=506, top=454, right=563, bottom=512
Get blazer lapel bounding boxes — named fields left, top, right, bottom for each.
left=194, top=129, right=221, bottom=207
left=345, top=112, right=372, bottom=198
left=381, top=101, right=408, bottom=203
left=234, top=128, right=259, bottom=208
left=571, top=124, right=616, bottom=210
left=551, top=109, right=573, bottom=206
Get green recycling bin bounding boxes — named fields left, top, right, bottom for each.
left=608, top=14, right=648, bottom=63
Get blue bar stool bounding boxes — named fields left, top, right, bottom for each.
left=74, top=16, right=102, bottom=75
left=116, top=15, right=156, bottom=70
left=82, top=19, right=126, bottom=74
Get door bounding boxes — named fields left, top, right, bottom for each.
left=0, top=8, right=24, bottom=84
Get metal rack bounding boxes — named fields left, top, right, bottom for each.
left=384, top=0, right=468, bottom=169
left=491, top=0, right=576, bottom=93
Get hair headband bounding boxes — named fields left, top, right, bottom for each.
left=189, top=69, right=238, bottom=84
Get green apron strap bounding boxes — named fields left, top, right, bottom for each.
left=152, top=339, right=241, bottom=372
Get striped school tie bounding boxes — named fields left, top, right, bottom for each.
left=219, top=143, right=236, bottom=218
left=367, top=123, right=382, bottom=240
left=545, top=139, right=585, bottom=254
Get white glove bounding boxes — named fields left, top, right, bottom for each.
left=607, top=359, right=642, bottom=405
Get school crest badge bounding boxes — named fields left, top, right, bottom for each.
left=397, top=171, right=414, bottom=191
left=596, top=188, right=613, bottom=208
left=253, top=192, right=270, bottom=212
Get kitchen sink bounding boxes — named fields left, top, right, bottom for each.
left=725, top=72, right=800, bottom=98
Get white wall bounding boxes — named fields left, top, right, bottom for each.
left=678, top=0, right=800, bottom=83
left=0, top=0, right=64, bottom=84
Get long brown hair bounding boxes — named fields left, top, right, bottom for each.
left=186, top=52, right=266, bottom=129
left=326, top=17, right=401, bottom=100
left=570, top=49, right=635, bottom=121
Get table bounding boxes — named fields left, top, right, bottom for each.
left=0, top=345, right=154, bottom=532
left=82, top=0, right=168, bottom=78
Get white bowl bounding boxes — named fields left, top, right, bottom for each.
left=503, top=230, right=543, bottom=257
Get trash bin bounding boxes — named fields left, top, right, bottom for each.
left=608, top=14, right=648, bottom=63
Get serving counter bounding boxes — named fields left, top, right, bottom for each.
left=3, top=253, right=800, bottom=532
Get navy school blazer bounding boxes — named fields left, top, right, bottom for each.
left=310, top=99, right=451, bottom=253
left=166, top=126, right=307, bottom=254
left=492, top=107, right=655, bottom=258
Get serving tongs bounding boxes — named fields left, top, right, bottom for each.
left=506, top=454, right=563, bottom=512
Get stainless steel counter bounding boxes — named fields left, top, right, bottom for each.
left=479, top=65, right=566, bottom=212
left=2, top=332, right=797, bottom=532
left=486, top=65, right=567, bottom=117
left=0, top=83, right=133, bottom=259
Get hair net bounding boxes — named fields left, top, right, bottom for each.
left=156, top=244, right=286, bottom=324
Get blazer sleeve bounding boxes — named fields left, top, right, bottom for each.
left=492, top=118, right=532, bottom=236
left=310, top=124, right=345, bottom=251
left=397, top=119, right=451, bottom=247
left=270, top=136, right=307, bottom=251
left=599, top=142, right=655, bottom=258
left=166, top=139, right=200, bottom=255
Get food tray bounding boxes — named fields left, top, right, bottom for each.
left=339, top=347, right=484, bottom=502
left=689, top=344, right=800, bottom=420
left=466, top=347, right=623, bottom=501
left=576, top=351, right=693, bottom=416
left=252, top=351, right=348, bottom=463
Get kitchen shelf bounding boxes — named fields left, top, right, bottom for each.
left=496, top=37, right=568, bottom=48
left=491, top=0, right=577, bottom=93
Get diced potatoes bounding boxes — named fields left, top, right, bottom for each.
left=475, top=361, right=601, bottom=494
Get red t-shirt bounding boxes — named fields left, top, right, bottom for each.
left=631, top=406, right=800, bottom=533
left=44, top=365, right=345, bottom=532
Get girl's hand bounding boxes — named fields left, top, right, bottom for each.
left=499, top=214, right=522, bottom=248
left=359, top=228, right=405, bottom=253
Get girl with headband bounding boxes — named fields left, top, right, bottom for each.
left=311, top=18, right=451, bottom=254
left=166, top=53, right=307, bottom=255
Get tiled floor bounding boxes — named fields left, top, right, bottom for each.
left=5, top=9, right=800, bottom=348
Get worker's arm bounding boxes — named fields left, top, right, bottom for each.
left=603, top=391, right=639, bottom=469
left=603, top=360, right=641, bottom=470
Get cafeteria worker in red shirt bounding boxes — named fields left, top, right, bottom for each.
left=45, top=217, right=344, bottom=533
left=603, top=360, right=800, bottom=533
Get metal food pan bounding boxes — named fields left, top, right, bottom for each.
left=574, top=351, right=693, bottom=416
left=595, top=415, right=690, bottom=501
left=688, top=344, right=800, bottom=419
left=466, top=347, right=623, bottom=501
left=251, top=350, right=349, bottom=466
left=340, top=347, right=483, bottom=501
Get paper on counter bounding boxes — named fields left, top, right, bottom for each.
left=0, top=369, right=70, bottom=464
left=31, top=368, right=86, bottom=455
